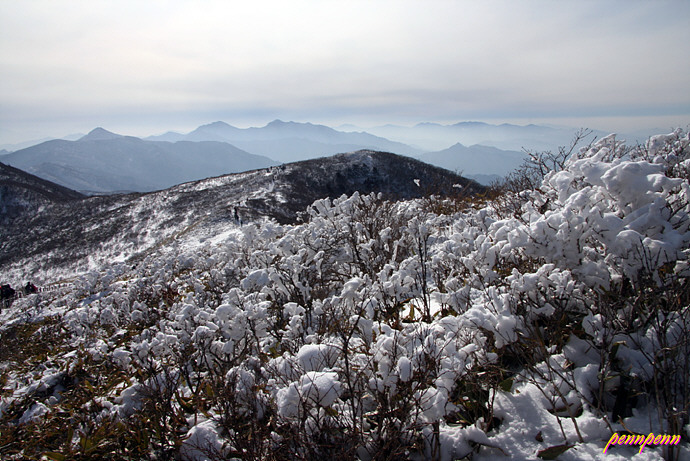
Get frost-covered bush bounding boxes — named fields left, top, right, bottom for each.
left=1, top=130, right=688, bottom=460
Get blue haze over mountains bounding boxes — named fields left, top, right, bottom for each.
left=1, top=128, right=278, bottom=194
left=1, top=119, right=648, bottom=194
left=146, top=120, right=423, bottom=162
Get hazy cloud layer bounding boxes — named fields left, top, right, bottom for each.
left=1, top=0, right=688, bottom=142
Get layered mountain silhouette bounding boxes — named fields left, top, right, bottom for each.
left=419, top=143, right=526, bottom=178
left=147, top=120, right=423, bottom=162
left=2, top=128, right=278, bottom=194
left=1, top=120, right=588, bottom=195
left=364, top=121, right=606, bottom=152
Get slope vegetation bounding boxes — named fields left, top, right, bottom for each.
left=0, top=162, right=84, bottom=224
left=1, top=150, right=480, bottom=282
left=0, top=131, right=688, bottom=460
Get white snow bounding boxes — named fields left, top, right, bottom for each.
left=1, top=129, right=689, bottom=459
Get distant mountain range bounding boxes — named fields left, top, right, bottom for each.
left=419, top=143, right=526, bottom=178
left=362, top=121, right=607, bottom=152
left=0, top=133, right=84, bottom=153
left=147, top=120, right=423, bottom=162
left=1, top=150, right=482, bottom=278
left=2, top=119, right=633, bottom=193
left=2, top=128, right=278, bottom=194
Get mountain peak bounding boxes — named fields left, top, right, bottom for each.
left=80, top=127, right=122, bottom=141
left=201, top=121, right=236, bottom=130
left=452, top=121, right=490, bottom=128
left=264, top=120, right=337, bottom=135
left=266, top=119, right=290, bottom=127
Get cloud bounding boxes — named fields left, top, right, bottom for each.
left=0, top=0, right=688, bottom=141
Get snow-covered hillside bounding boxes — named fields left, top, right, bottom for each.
left=1, top=132, right=688, bottom=460
left=1, top=150, right=479, bottom=283
left=0, top=161, right=84, bottom=224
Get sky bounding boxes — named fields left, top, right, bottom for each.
left=1, top=0, right=689, bottom=144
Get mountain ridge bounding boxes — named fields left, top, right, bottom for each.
left=3, top=135, right=278, bottom=194
left=1, top=150, right=483, bottom=280
left=147, top=120, right=423, bottom=161
left=419, top=142, right=526, bottom=178
left=0, top=161, right=84, bottom=224
left=366, top=121, right=597, bottom=152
